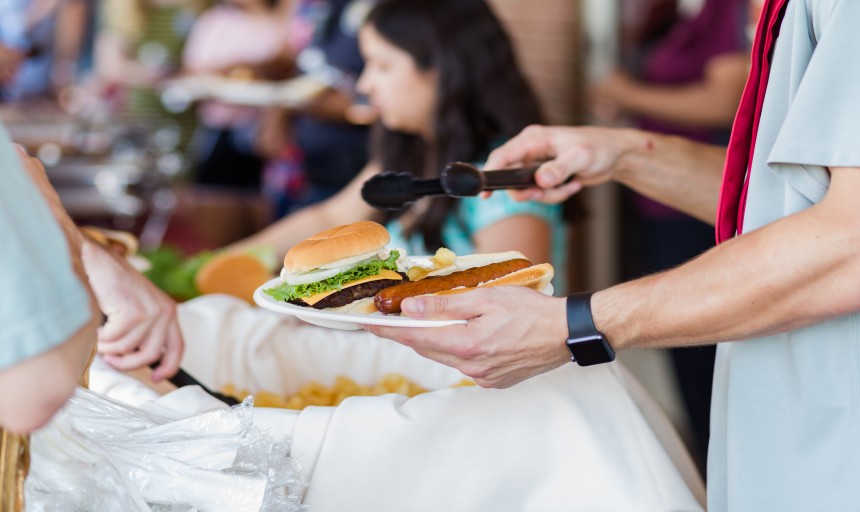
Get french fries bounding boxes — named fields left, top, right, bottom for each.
left=407, top=247, right=457, bottom=281
left=222, top=374, right=475, bottom=410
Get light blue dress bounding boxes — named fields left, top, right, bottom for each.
left=386, top=192, right=567, bottom=293
left=708, top=1, right=860, bottom=510
left=0, top=126, right=91, bottom=370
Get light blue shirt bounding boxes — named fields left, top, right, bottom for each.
left=709, top=1, right=860, bottom=509
left=0, top=126, right=91, bottom=370
left=386, top=192, right=567, bottom=293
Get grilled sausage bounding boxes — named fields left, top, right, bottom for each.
left=374, top=259, right=531, bottom=314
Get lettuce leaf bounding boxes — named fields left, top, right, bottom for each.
left=264, top=250, right=400, bottom=302
left=141, top=247, right=214, bottom=301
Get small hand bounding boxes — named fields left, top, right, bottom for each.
left=365, top=287, right=570, bottom=388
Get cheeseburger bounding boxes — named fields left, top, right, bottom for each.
left=264, top=221, right=406, bottom=313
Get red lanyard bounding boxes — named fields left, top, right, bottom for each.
left=715, top=0, right=790, bottom=244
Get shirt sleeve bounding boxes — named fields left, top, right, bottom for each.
left=0, top=128, right=92, bottom=371
left=767, top=0, right=860, bottom=172
left=181, top=9, right=221, bottom=72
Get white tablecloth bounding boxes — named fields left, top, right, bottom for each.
left=95, top=294, right=706, bottom=511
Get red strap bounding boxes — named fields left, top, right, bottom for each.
left=715, top=0, right=790, bottom=244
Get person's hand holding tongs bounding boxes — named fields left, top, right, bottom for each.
left=361, top=161, right=572, bottom=210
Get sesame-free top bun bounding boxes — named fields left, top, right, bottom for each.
left=283, top=221, right=391, bottom=274
left=196, top=253, right=272, bottom=305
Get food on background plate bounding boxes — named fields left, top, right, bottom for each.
left=222, top=374, right=476, bottom=410
left=375, top=251, right=554, bottom=315
left=142, top=246, right=275, bottom=302
left=141, top=248, right=214, bottom=301
left=195, top=252, right=272, bottom=305
left=80, top=226, right=139, bottom=258
left=264, top=221, right=410, bottom=314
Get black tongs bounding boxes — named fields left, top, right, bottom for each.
left=361, top=162, right=541, bottom=210
left=150, top=362, right=240, bottom=406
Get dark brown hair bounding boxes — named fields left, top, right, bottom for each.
left=366, top=0, right=543, bottom=250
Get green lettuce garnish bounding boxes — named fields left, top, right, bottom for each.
left=264, top=250, right=400, bottom=302
left=141, top=246, right=274, bottom=301
left=141, top=247, right=214, bottom=301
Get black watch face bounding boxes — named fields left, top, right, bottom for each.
left=568, top=336, right=615, bottom=366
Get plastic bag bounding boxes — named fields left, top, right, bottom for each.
left=25, top=388, right=307, bottom=512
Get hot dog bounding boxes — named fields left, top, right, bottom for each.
left=374, top=258, right=553, bottom=314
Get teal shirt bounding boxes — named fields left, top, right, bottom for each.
left=0, top=126, right=91, bottom=370
left=386, top=192, right=567, bottom=293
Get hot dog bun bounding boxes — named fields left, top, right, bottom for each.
left=375, top=256, right=554, bottom=314
left=432, top=263, right=554, bottom=296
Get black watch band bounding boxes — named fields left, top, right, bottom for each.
left=565, top=292, right=615, bottom=366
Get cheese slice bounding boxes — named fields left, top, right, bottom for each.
left=302, top=269, right=403, bottom=306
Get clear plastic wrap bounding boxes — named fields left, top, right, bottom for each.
left=25, top=388, right=307, bottom=512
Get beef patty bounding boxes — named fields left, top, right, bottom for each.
left=289, top=275, right=405, bottom=309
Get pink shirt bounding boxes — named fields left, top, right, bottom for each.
left=183, top=6, right=289, bottom=128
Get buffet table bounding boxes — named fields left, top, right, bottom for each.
left=138, top=295, right=703, bottom=511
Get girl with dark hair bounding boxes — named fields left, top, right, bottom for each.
left=234, top=0, right=566, bottom=281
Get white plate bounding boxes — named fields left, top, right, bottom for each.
left=165, top=75, right=328, bottom=108
left=253, top=265, right=553, bottom=331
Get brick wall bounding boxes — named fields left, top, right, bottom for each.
left=488, top=0, right=584, bottom=125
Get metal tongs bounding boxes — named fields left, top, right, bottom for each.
left=361, top=162, right=542, bottom=210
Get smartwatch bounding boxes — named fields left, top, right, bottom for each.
left=565, top=292, right=615, bottom=366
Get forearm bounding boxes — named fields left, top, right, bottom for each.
left=615, top=83, right=738, bottom=128
left=473, top=215, right=553, bottom=264
left=228, top=202, right=344, bottom=257
left=230, top=164, right=379, bottom=256
left=0, top=296, right=99, bottom=433
left=594, top=180, right=860, bottom=350
left=53, top=0, right=87, bottom=81
left=615, top=130, right=725, bottom=223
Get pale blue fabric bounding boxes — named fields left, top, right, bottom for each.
left=709, top=1, right=860, bottom=510
left=0, top=126, right=91, bottom=370
left=386, top=192, right=567, bottom=293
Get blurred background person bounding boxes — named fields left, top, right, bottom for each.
left=94, top=0, right=209, bottom=149
left=592, top=0, right=753, bottom=474
left=232, top=0, right=567, bottom=285
left=178, top=0, right=292, bottom=248
left=257, top=0, right=374, bottom=219
left=0, top=0, right=93, bottom=101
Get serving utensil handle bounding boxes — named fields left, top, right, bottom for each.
left=481, top=165, right=541, bottom=190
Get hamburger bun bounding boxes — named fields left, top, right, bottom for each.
left=326, top=296, right=379, bottom=314
left=196, top=252, right=272, bottom=305
left=284, top=221, right=390, bottom=274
